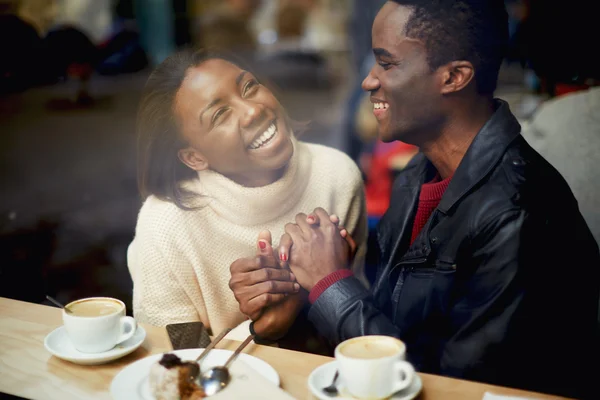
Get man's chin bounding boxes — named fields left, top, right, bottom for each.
left=377, top=127, right=396, bottom=143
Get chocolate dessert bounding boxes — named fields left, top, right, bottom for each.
left=149, top=353, right=205, bottom=400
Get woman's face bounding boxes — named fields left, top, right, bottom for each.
left=174, top=59, right=294, bottom=187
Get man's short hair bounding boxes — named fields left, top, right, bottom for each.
left=390, top=0, right=509, bottom=94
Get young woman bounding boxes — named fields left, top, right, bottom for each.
left=127, top=49, right=367, bottom=344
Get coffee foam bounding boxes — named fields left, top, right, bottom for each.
left=339, top=337, right=402, bottom=359
left=68, top=299, right=122, bottom=317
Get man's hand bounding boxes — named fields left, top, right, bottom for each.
left=229, top=231, right=299, bottom=320
left=278, top=213, right=357, bottom=267
left=281, top=208, right=351, bottom=291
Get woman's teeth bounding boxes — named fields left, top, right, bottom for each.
left=249, top=123, right=277, bottom=149
left=374, top=102, right=389, bottom=110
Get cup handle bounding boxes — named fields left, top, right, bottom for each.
left=116, top=316, right=137, bottom=345
left=391, top=360, right=415, bottom=393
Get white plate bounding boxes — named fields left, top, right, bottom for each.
left=110, top=348, right=280, bottom=400
left=44, top=325, right=146, bottom=366
left=308, top=360, right=422, bottom=400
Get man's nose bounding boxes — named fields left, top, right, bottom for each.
left=362, top=68, right=380, bottom=92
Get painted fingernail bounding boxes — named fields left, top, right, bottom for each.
left=279, top=253, right=285, bottom=261
left=283, top=253, right=288, bottom=261
left=307, top=216, right=315, bottom=223
left=258, top=241, right=267, bottom=250
left=294, top=283, right=300, bottom=291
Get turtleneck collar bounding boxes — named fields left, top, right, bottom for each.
left=183, top=137, right=312, bottom=226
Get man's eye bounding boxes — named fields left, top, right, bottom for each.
left=378, top=62, right=392, bottom=70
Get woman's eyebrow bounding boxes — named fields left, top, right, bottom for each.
left=236, top=71, right=248, bottom=86
left=200, top=98, right=221, bottom=125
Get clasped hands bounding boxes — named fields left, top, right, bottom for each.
left=228, top=208, right=356, bottom=339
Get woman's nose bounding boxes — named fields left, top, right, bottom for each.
left=240, top=101, right=265, bottom=129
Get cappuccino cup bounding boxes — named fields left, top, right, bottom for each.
left=335, top=335, right=415, bottom=399
left=63, top=297, right=137, bottom=353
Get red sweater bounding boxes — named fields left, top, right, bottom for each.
left=409, top=174, right=452, bottom=244
left=309, top=174, right=452, bottom=304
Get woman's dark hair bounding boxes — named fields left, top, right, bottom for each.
left=137, top=48, right=300, bottom=209
left=391, top=0, right=509, bottom=95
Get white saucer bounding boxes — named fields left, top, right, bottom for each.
left=110, top=348, right=280, bottom=400
left=44, top=325, right=146, bottom=366
left=308, top=360, right=423, bottom=400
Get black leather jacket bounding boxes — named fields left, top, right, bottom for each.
left=309, top=100, right=600, bottom=398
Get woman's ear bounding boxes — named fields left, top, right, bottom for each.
left=178, top=147, right=209, bottom=171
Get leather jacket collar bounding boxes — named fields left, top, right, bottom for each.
left=403, top=99, right=522, bottom=213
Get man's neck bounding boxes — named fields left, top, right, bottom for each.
left=420, top=97, right=494, bottom=179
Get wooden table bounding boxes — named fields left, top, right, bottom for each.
left=0, top=297, right=569, bottom=400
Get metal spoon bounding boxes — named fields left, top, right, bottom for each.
left=188, top=327, right=232, bottom=383
left=200, top=334, right=254, bottom=396
left=322, top=370, right=339, bottom=396
left=46, top=295, right=72, bottom=314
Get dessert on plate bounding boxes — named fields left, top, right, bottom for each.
left=149, top=353, right=205, bottom=400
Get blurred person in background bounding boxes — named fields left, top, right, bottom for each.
left=0, top=0, right=57, bottom=93
left=276, top=0, right=314, bottom=39
left=268, top=1, right=599, bottom=397
left=514, top=0, right=600, bottom=245
left=43, top=25, right=99, bottom=106
left=0, top=0, right=113, bottom=105
left=515, top=0, right=600, bottom=97
left=133, top=0, right=176, bottom=66
left=128, top=49, right=368, bottom=353
left=522, top=88, right=600, bottom=245
left=192, top=0, right=260, bottom=52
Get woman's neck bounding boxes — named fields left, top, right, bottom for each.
left=225, top=166, right=287, bottom=188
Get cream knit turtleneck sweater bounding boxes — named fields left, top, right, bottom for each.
left=127, top=140, right=368, bottom=334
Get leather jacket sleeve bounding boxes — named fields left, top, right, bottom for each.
left=307, top=210, right=534, bottom=348
left=308, top=275, right=401, bottom=343
left=308, top=207, right=597, bottom=397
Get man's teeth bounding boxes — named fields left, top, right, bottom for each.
left=249, top=123, right=277, bottom=149
left=374, top=102, right=389, bottom=110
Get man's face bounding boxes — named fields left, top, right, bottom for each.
left=362, top=2, right=445, bottom=144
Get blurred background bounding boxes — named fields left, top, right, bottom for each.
left=1, top=0, right=598, bottom=312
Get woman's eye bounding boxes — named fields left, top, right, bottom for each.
left=212, top=108, right=228, bottom=125
left=243, top=80, right=259, bottom=96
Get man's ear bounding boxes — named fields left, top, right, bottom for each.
left=178, top=147, right=209, bottom=171
left=439, top=60, right=475, bottom=94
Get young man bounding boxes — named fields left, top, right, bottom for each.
left=278, top=1, right=599, bottom=398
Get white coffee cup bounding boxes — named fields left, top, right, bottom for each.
left=63, top=297, right=137, bottom=353
left=335, top=335, right=415, bottom=399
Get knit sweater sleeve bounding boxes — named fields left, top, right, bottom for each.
left=127, top=198, right=207, bottom=327
left=341, top=157, right=369, bottom=288
left=312, top=144, right=369, bottom=289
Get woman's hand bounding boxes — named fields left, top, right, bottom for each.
left=229, top=231, right=299, bottom=321
left=251, top=290, right=307, bottom=340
